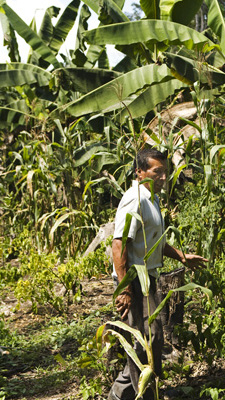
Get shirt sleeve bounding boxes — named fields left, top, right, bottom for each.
left=113, top=195, right=141, bottom=240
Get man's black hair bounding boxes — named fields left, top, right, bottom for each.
left=133, top=148, right=167, bottom=172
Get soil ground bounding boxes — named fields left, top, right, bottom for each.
left=1, top=276, right=225, bottom=400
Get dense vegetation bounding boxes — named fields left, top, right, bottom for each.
left=0, top=0, right=225, bottom=399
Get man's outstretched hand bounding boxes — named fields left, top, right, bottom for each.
left=182, top=254, right=209, bottom=270
left=164, top=243, right=208, bottom=271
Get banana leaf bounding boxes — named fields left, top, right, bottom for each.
left=98, top=0, right=129, bottom=24
left=205, top=0, right=225, bottom=54
left=165, top=52, right=225, bottom=87
left=0, top=9, right=20, bottom=62
left=82, top=0, right=99, bottom=14
left=38, top=6, right=60, bottom=46
left=83, top=19, right=215, bottom=52
left=118, top=79, right=188, bottom=122
left=75, top=4, right=91, bottom=54
left=73, top=143, right=111, bottom=167
left=2, top=3, right=60, bottom=68
left=0, top=63, right=52, bottom=87
left=0, top=100, right=33, bottom=125
left=49, top=0, right=81, bottom=53
left=84, top=45, right=106, bottom=67
left=98, top=48, right=110, bottom=69
left=141, top=0, right=160, bottom=19
left=113, top=55, right=137, bottom=72
left=160, top=0, right=203, bottom=25
left=53, top=64, right=173, bottom=118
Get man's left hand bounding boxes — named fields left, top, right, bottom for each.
left=182, top=254, right=208, bottom=270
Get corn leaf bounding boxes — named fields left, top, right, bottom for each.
left=121, top=212, right=132, bottom=255
left=144, top=226, right=172, bottom=262
left=49, top=211, right=86, bottom=245
left=210, top=144, right=225, bottom=163
left=170, top=164, right=187, bottom=196
left=105, top=320, right=146, bottom=348
left=149, top=283, right=213, bottom=325
left=105, top=327, right=144, bottom=371
left=136, top=366, right=154, bottom=399
left=113, top=264, right=150, bottom=298
left=204, top=164, right=212, bottom=200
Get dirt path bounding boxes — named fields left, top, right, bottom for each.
left=1, top=276, right=225, bottom=400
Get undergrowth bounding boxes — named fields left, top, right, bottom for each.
left=0, top=304, right=116, bottom=400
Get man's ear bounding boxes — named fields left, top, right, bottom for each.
left=136, top=168, right=142, bottom=179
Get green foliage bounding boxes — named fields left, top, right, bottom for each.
left=175, top=258, right=225, bottom=360
left=0, top=0, right=225, bottom=397
left=79, top=376, right=103, bottom=399
left=200, top=386, right=225, bottom=400
left=0, top=314, right=10, bottom=342
left=0, top=307, right=114, bottom=399
left=172, top=177, right=225, bottom=262
left=0, top=228, right=112, bottom=313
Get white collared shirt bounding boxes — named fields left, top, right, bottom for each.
left=113, top=180, right=165, bottom=278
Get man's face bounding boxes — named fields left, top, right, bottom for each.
left=136, top=157, right=167, bottom=193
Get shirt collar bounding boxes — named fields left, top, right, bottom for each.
left=132, top=179, right=152, bottom=200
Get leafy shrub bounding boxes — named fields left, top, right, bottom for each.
left=0, top=229, right=112, bottom=313
left=175, top=258, right=225, bottom=361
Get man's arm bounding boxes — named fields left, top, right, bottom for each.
left=164, top=242, right=208, bottom=270
left=112, top=238, right=132, bottom=320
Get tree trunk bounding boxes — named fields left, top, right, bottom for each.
left=158, top=267, right=185, bottom=346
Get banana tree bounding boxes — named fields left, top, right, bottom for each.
left=51, top=0, right=225, bottom=124
left=0, top=0, right=121, bottom=130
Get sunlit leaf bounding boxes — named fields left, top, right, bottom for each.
left=140, top=0, right=160, bottom=19
left=105, top=327, right=144, bottom=371
left=160, top=0, right=203, bottom=25
left=210, top=144, right=225, bottom=163
left=205, top=0, right=225, bottom=54
left=170, top=164, right=187, bottom=196
left=53, top=64, right=173, bottom=118
left=119, top=79, right=187, bottom=122
left=50, top=0, right=80, bottom=52
left=136, top=365, right=154, bottom=399
left=149, top=283, right=212, bottom=325
left=2, top=4, right=60, bottom=68
left=84, top=19, right=213, bottom=52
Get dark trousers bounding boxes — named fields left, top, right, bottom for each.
left=112, top=276, right=164, bottom=400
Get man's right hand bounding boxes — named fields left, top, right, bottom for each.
left=115, top=291, right=132, bottom=320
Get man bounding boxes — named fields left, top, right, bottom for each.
left=109, top=148, right=208, bottom=400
